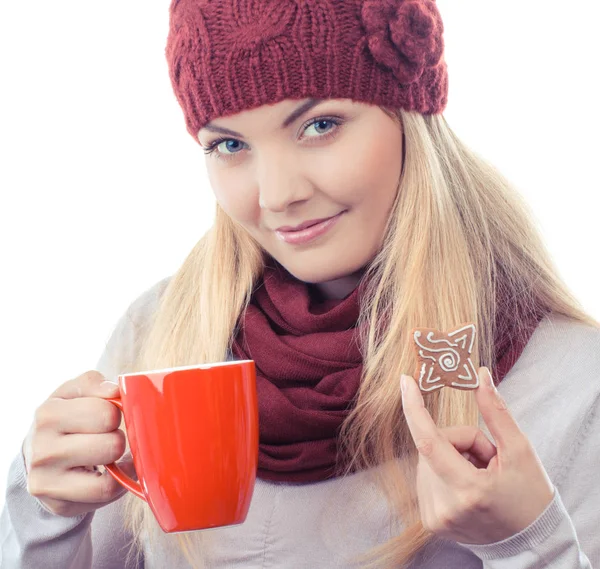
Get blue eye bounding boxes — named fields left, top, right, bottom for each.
left=306, top=119, right=335, bottom=137
left=202, top=117, right=342, bottom=160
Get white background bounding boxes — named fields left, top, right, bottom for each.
left=0, top=1, right=598, bottom=511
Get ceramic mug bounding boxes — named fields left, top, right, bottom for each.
left=103, top=360, right=258, bottom=533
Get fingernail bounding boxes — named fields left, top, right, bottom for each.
left=485, top=367, right=496, bottom=389
left=100, top=380, right=119, bottom=393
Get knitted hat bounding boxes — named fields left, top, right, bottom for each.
left=165, top=0, right=448, bottom=144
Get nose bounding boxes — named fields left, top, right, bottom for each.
left=256, top=154, right=314, bottom=212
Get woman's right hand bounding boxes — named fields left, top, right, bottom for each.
left=22, top=370, right=132, bottom=517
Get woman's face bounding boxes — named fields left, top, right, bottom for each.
left=197, top=98, right=403, bottom=297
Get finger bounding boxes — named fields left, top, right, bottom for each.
left=461, top=451, right=490, bottom=469
left=31, top=432, right=127, bottom=469
left=61, top=431, right=127, bottom=468
left=401, top=374, right=476, bottom=484
left=28, top=467, right=129, bottom=505
left=35, top=398, right=122, bottom=434
left=442, top=426, right=497, bottom=464
left=475, top=367, right=524, bottom=451
left=51, top=371, right=120, bottom=400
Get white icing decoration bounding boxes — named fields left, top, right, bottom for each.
left=447, top=324, right=476, bottom=353
left=413, top=332, right=461, bottom=359
left=418, top=362, right=444, bottom=392
left=451, top=358, right=479, bottom=388
left=414, top=324, right=478, bottom=391
left=439, top=352, right=459, bottom=372
left=418, top=350, right=437, bottom=362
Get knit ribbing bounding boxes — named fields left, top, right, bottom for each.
left=165, top=0, right=449, bottom=143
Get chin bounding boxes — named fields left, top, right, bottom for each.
left=271, top=260, right=324, bottom=283
left=274, top=255, right=369, bottom=285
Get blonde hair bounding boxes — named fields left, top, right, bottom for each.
left=118, top=108, right=599, bottom=568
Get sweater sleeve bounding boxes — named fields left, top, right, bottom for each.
left=0, top=277, right=170, bottom=569
left=0, top=451, right=95, bottom=569
left=456, top=388, right=600, bottom=568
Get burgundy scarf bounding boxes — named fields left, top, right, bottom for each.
left=231, top=260, right=548, bottom=483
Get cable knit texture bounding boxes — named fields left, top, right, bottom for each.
left=165, top=0, right=449, bottom=142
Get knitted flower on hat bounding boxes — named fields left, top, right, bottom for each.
left=361, top=0, right=445, bottom=84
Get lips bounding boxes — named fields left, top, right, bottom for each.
left=276, top=214, right=341, bottom=232
left=274, top=211, right=345, bottom=245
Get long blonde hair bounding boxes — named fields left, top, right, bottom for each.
left=118, top=108, right=599, bottom=568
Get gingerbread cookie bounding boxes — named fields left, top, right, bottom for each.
left=410, top=322, right=479, bottom=392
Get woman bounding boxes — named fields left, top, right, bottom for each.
left=1, top=0, right=599, bottom=567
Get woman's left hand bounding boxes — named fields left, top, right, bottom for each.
left=400, top=366, right=555, bottom=545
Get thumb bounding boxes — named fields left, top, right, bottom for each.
left=51, top=371, right=120, bottom=399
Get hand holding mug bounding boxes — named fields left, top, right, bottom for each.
left=23, top=371, right=133, bottom=518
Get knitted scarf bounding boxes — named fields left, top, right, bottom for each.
left=231, top=259, right=548, bottom=482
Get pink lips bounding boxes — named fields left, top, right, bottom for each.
left=276, top=216, right=336, bottom=232
left=275, top=211, right=345, bottom=245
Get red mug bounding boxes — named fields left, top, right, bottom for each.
left=103, top=360, right=258, bottom=533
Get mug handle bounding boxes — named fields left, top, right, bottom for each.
left=103, top=397, right=146, bottom=502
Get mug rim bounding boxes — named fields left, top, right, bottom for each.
left=119, top=360, right=254, bottom=379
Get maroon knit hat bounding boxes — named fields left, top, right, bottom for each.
left=165, top=0, right=448, bottom=144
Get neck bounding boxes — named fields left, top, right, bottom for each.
left=309, top=269, right=366, bottom=301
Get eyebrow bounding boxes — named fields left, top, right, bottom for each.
left=201, top=98, right=325, bottom=138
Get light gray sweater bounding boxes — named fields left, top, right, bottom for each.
left=1, top=278, right=599, bottom=568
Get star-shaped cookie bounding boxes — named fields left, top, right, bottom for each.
left=410, top=322, right=479, bottom=392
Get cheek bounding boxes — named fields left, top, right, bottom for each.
left=326, top=132, right=402, bottom=206
left=361, top=128, right=401, bottom=182
left=209, top=169, right=257, bottom=223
